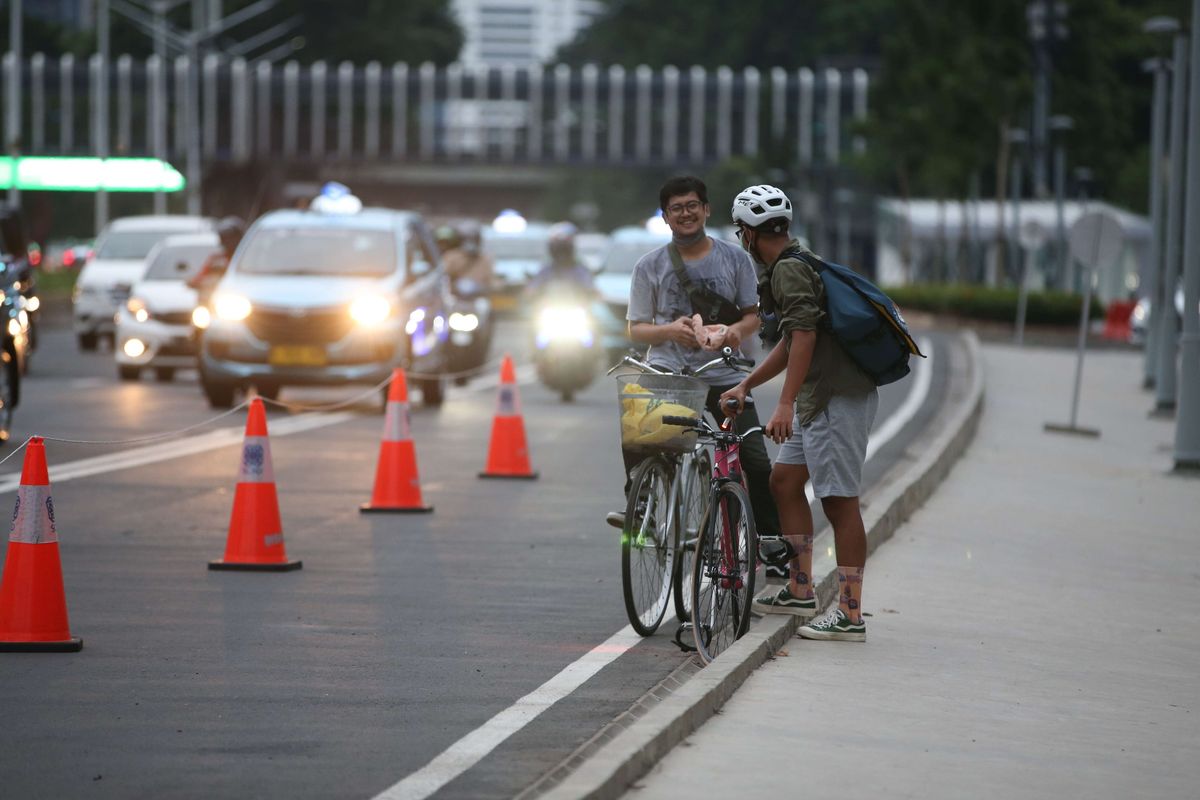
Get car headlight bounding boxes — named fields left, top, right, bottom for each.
left=405, top=307, right=426, bottom=335
left=127, top=297, right=150, bottom=323
left=7, top=318, right=22, bottom=337
left=214, top=293, right=252, bottom=322
left=449, top=311, right=479, bottom=332
left=192, top=305, right=212, bottom=329
left=349, top=295, right=392, bottom=326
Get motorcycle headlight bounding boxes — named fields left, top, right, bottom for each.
left=127, top=297, right=150, bottom=323
left=537, top=306, right=591, bottom=339
left=350, top=295, right=392, bottom=327
left=192, top=305, right=212, bottom=329
left=449, top=312, right=480, bottom=332
left=214, top=293, right=252, bottom=322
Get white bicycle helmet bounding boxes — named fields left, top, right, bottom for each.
left=731, top=184, right=792, bottom=233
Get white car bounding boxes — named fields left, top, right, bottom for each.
left=115, top=232, right=222, bottom=382
left=483, top=221, right=551, bottom=309
left=594, top=225, right=671, bottom=316
left=72, top=215, right=213, bottom=351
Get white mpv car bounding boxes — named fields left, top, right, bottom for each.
left=115, top=232, right=222, bottom=382
left=73, top=215, right=213, bottom=351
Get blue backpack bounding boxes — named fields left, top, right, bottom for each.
left=762, top=249, right=924, bottom=386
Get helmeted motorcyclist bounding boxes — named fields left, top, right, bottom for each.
left=439, top=222, right=495, bottom=295
left=526, top=222, right=595, bottom=298
left=189, top=215, right=245, bottom=306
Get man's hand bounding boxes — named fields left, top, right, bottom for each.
left=722, top=324, right=742, bottom=350
left=765, top=401, right=794, bottom=444
left=665, top=316, right=699, bottom=348
left=719, top=383, right=748, bottom=417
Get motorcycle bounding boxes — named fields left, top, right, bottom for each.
left=446, top=278, right=495, bottom=385
left=532, top=287, right=599, bottom=402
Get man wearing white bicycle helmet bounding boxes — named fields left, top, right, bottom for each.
left=723, top=184, right=877, bottom=642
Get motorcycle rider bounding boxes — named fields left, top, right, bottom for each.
left=188, top=215, right=245, bottom=308
left=439, top=222, right=496, bottom=295
left=526, top=222, right=595, bottom=298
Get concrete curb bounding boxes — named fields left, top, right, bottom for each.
left=540, top=331, right=986, bottom=800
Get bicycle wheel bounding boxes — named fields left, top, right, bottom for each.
left=673, top=448, right=711, bottom=623
left=691, top=481, right=758, bottom=664
left=621, top=456, right=675, bottom=636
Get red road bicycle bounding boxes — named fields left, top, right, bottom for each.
left=662, top=402, right=761, bottom=663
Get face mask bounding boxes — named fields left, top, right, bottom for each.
left=672, top=229, right=707, bottom=248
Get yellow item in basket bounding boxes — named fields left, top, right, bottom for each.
left=634, top=400, right=698, bottom=446
left=621, top=382, right=653, bottom=418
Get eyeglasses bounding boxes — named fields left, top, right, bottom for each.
left=666, top=200, right=704, bottom=216
left=734, top=226, right=747, bottom=239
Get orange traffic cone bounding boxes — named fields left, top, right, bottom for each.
left=361, top=368, right=433, bottom=513
left=0, top=437, right=82, bottom=652
left=479, top=355, right=537, bottom=480
left=209, top=398, right=302, bottom=571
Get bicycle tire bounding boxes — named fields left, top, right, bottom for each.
left=673, top=448, right=711, bottom=623
left=621, top=456, right=675, bottom=636
left=690, top=480, right=758, bottom=664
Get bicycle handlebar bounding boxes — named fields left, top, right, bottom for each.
left=607, top=345, right=754, bottom=377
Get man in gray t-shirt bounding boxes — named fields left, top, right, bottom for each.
left=626, top=237, right=759, bottom=386
left=608, top=176, right=782, bottom=552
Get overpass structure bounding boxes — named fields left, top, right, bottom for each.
left=1, top=53, right=870, bottom=233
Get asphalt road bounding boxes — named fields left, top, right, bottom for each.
left=0, top=320, right=953, bottom=799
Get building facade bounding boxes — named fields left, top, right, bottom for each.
left=451, top=0, right=604, bottom=67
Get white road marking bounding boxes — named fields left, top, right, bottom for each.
left=377, top=337, right=938, bottom=797
left=372, top=626, right=643, bottom=800
left=0, top=411, right=356, bottom=494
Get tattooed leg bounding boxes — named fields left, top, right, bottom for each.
left=787, top=532, right=814, bottom=599
left=837, top=566, right=864, bottom=624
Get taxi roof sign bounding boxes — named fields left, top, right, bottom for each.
left=0, top=157, right=185, bottom=192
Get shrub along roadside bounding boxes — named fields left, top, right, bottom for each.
left=884, top=283, right=1105, bottom=326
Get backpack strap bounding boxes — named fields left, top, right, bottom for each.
left=666, top=242, right=697, bottom=293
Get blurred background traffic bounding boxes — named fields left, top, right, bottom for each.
left=0, top=0, right=1194, bottom=438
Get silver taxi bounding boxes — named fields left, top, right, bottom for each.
left=198, top=197, right=452, bottom=408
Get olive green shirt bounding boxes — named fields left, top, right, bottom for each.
left=765, top=241, right=875, bottom=425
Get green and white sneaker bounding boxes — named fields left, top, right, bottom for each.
left=797, top=608, right=866, bottom=642
left=752, top=586, right=818, bottom=618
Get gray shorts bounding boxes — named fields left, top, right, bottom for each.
left=774, top=391, right=879, bottom=498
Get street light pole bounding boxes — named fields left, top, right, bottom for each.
left=7, top=0, right=22, bottom=208
left=1049, top=114, right=1073, bottom=291
left=1007, top=128, right=1029, bottom=287
left=95, top=0, right=110, bottom=235
left=1142, top=54, right=1172, bottom=388
left=1154, top=32, right=1189, bottom=415
left=1174, top=0, right=1200, bottom=471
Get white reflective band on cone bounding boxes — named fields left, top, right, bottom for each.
left=382, top=401, right=411, bottom=442
left=496, top=386, right=520, bottom=416
left=10, top=485, right=58, bottom=544
left=238, top=437, right=275, bottom=483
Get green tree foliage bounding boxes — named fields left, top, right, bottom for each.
left=557, top=0, right=895, bottom=68
left=561, top=0, right=1193, bottom=213
left=4, top=0, right=463, bottom=65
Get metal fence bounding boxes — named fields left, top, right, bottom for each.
left=1, top=54, right=868, bottom=169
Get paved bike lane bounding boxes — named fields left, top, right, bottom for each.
left=614, top=343, right=1199, bottom=799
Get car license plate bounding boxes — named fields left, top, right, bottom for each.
left=269, top=345, right=327, bottom=366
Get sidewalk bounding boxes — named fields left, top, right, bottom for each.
left=623, top=344, right=1200, bottom=799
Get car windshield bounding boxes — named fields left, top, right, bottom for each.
left=603, top=241, right=661, bottom=273
left=487, top=236, right=547, bottom=261
left=97, top=229, right=202, bottom=260
left=144, top=245, right=218, bottom=281
left=237, top=227, right=397, bottom=277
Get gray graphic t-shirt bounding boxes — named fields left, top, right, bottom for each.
left=626, top=236, right=759, bottom=386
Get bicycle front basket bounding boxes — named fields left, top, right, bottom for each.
left=615, top=373, right=709, bottom=455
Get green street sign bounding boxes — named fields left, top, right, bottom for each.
left=0, top=157, right=186, bottom=192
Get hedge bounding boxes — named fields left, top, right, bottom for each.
left=884, top=283, right=1105, bottom=326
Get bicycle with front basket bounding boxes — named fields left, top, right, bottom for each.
left=609, top=348, right=754, bottom=648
